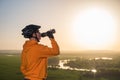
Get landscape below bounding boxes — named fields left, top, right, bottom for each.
left=0, top=50, right=120, bottom=80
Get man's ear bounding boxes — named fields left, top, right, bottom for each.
left=32, top=33, right=36, bottom=37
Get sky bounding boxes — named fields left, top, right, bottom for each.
left=0, top=0, right=120, bottom=52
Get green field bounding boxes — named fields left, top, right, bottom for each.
left=0, top=54, right=80, bottom=80
left=0, top=54, right=22, bottom=80
left=0, top=54, right=79, bottom=80
left=0, top=53, right=120, bottom=80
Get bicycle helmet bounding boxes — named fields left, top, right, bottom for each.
left=22, top=24, right=41, bottom=38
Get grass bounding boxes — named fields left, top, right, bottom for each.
left=0, top=54, right=23, bottom=80
left=48, top=69, right=80, bottom=80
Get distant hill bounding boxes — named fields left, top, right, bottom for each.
left=0, top=50, right=21, bottom=54
left=0, top=50, right=120, bottom=57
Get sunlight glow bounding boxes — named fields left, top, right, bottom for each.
left=72, top=7, right=116, bottom=50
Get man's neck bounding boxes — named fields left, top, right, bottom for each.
left=30, top=37, right=37, bottom=42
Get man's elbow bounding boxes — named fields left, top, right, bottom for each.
left=54, top=49, right=60, bottom=55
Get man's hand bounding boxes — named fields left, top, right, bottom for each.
left=47, top=31, right=54, bottom=39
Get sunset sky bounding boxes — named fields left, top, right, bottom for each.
left=0, top=0, right=120, bottom=52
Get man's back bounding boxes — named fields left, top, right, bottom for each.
left=21, top=39, right=59, bottom=79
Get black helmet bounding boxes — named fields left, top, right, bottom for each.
left=22, top=24, right=41, bottom=38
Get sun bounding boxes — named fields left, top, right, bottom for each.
left=72, top=8, right=117, bottom=50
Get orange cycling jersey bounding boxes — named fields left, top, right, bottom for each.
left=20, top=38, right=59, bottom=80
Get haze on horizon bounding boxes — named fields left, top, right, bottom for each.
left=0, top=0, right=120, bottom=52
